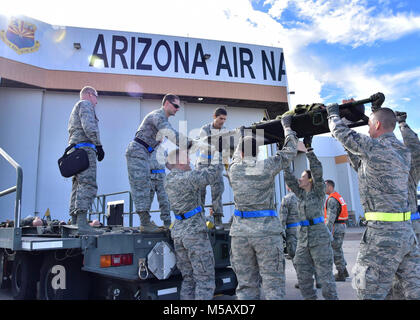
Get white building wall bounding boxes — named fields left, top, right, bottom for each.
left=0, top=88, right=43, bottom=221
left=0, top=88, right=266, bottom=225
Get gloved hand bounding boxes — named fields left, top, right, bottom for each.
left=303, top=136, right=313, bottom=151
left=395, top=111, right=407, bottom=123
left=281, top=115, right=293, bottom=129
left=326, top=103, right=340, bottom=117
left=96, top=145, right=105, bottom=161
left=370, top=92, right=385, bottom=112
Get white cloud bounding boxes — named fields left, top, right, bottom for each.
left=267, top=0, right=420, bottom=48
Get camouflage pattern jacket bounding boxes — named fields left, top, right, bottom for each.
left=133, top=107, right=189, bottom=151
left=279, top=192, right=300, bottom=230
left=196, top=122, right=229, bottom=166
left=325, top=197, right=342, bottom=233
left=330, top=115, right=411, bottom=214
left=284, top=152, right=326, bottom=221
left=399, top=122, right=420, bottom=214
left=228, top=130, right=298, bottom=237
left=164, top=165, right=218, bottom=238
left=68, top=100, right=101, bottom=146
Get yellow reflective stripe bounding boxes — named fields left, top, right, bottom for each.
left=365, top=212, right=411, bottom=221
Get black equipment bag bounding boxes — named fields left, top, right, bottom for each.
left=58, top=144, right=89, bottom=178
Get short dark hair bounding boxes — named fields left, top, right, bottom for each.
left=214, top=107, right=227, bottom=117
left=304, top=169, right=312, bottom=180
left=325, top=179, right=335, bottom=188
left=162, top=93, right=180, bottom=106
left=373, top=107, right=396, bottom=131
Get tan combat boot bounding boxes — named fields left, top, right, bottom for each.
left=76, top=210, right=104, bottom=235
left=138, top=211, right=162, bottom=233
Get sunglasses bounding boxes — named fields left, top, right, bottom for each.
left=171, top=101, right=180, bottom=109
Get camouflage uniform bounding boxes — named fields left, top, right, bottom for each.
left=279, top=192, right=299, bottom=260
left=164, top=165, right=219, bottom=300
left=228, top=129, right=298, bottom=300
left=328, top=111, right=420, bottom=300
left=284, top=152, right=338, bottom=300
left=196, top=123, right=227, bottom=219
left=149, top=148, right=171, bottom=224
left=399, top=122, right=420, bottom=241
left=68, top=100, right=101, bottom=216
left=126, top=107, right=189, bottom=213
left=388, top=121, right=420, bottom=299
left=325, top=197, right=347, bottom=275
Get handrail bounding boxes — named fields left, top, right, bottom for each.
left=90, top=190, right=238, bottom=227
left=0, top=147, right=23, bottom=228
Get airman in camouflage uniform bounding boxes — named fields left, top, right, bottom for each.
left=279, top=187, right=299, bottom=262
left=196, top=108, right=230, bottom=224
left=164, top=148, right=218, bottom=300
left=228, top=116, right=297, bottom=300
left=324, top=179, right=349, bottom=281
left=68, top=86, right=104, bottom=235
left=387, top=111, right=420, bottom=300
left=327, top=104, right=420, bottom=300
left=284, top=139, right=338, bottom=300
left=396, top=112, right=420, bottom=241
left=126, top=94, right=190, bottom=232
left=149, top=148, right=171, bottom=227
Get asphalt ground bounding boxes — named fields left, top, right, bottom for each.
left=0, top=227, right=365, bottom=301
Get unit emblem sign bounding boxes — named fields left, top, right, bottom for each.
left=0, top=17, right=40, bottom=54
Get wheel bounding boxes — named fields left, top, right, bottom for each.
left=39, top=252, right=91, bottom=300
left=0, top=249, right=11, bottom=289
left=11, top=252, right=42, bottom=299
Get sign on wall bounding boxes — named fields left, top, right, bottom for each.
left=0, top=15, right=287, bottom=87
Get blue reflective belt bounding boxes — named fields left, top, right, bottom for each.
left=299, top=216, right=325, bottom=226
left=412, top=212, right=420, bottom=221
left=175, top=206, right=202, bottom=220
left=74, top=142, right=96, bottom=151
left=151, top=169, right=165, bottom=174
left=286, top=222, right=300, bottom=229
left=234, top=209, right=277, bottom=218
left=200, top=153, right=212, bottom=159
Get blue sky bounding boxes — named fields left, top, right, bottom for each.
left=3, top=0, right=420, bottom=136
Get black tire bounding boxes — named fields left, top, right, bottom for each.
left=39, top=252, right=91, bottom=300
left=11, top=252, right=42, bottom=299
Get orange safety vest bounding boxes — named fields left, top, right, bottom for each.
left=324, top=192, right=348, bottom=222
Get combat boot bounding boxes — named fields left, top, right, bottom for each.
left=334, top=270, right=348, bottom=282
left=343, top=268, right=349, bottom=278
left=138, top=211, right=162, bottom=233
left=75, top=210, right=104, bottom=235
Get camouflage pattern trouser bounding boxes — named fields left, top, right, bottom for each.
left=413, top=219, right=420, bottom=243
left=173, top=232, right=215, bottom=300
left=150, top=179, right=171, bottom=222
left=230, top=235, right=285, bottom=300
left=332, top=223, right=347, bottom=273
left=352, top=221, right=420, bottom=300
left=353, top=222, right=420, bottom=300
left=386, top=221, right=420, bottom=300
left=196, top=163, right=224, bottom=215
left=294, top=229, right=338, bottom=300
left=126, top=143, right=151, bottom=212
left=69, top=148, right=97, bottom=215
